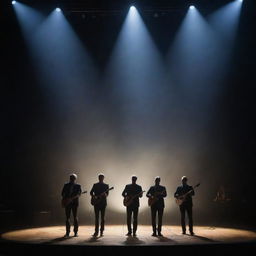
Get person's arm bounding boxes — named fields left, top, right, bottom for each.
left=78, top=185, right=82, bottom=196
left=146, top=187, right=153, bottom=198
left=160, top=187, right=167, bottom=198
left=174, top=187, right=180, bottom=198
left=61, top=184, right=66, bottom=198
left=105, top=184, right=109, bottom=197
left=190, top=187, right=195, bottom=196
left=90, top=184, right=95, bottom=196
left=139, top=186, right=143, bottom=198
left=122, top=185, right=127, bottom=197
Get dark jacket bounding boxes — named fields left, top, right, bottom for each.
left=61, top=182, right=82, bottom=206
left=146, top=185, right=167, bottom=208
left=90, top=182, right=109, bottom=207
left=122, top=184, right=143, bottom=208
left=174, top=184, right=195, bottom=206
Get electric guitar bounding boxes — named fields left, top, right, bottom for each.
left=123, top=191, right=145, bottom=207
left=148, top=190, right=166, bottom=207
left=91, top=187, right=114, bottom=206
left=61, top=191, right=87, bottom=208
left=175, top=183, right=200, bottom=206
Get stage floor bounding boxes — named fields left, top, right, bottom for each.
left=1, top=225, right=256, bottom=246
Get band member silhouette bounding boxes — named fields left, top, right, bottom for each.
left=61, top=173, right=82, bottom=237
left=90, top=173, right=109, bottom=237
left=146, top=176, right=167, bottom=236
left=122, top=175, right=143, bottom=236
left=174, top=176, right=195, bottom=235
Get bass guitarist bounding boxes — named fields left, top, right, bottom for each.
left=61, top=173, right=82, bottom=237
left=146, top=176, right=167, bottom=236
left=122, top=175, right=143, bottom=237
left=90, top=173, right=109, bottom=237
left=174, top=176, right=195, bottom=235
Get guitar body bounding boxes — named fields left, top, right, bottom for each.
left=175, top=197, right=185, bottom=206
left=91, top=187, right=114, bottom=206
left=123, top=191, right=145, bottom=207
left=175, top=183, right=200, bottom=206
left=123, top=197, right=132, bottom=207
left=148, top=197, right=159, bottom=207
left=91, top=196, right=102, bottom=206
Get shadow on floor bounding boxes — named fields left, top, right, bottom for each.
left=122, top=236, right=145, bottom=245
left=41, top=236, right=74, bottom=245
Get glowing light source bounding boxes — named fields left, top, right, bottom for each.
left=189, top=6, right=195, bottom=10
left=56, top=7, right=61, bottom=12
left=12, top=1, right=16, bottom=4
left=130, top=6, right=136, bottom=11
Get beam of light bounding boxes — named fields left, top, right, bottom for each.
left=12, top=1, right=45, bottom=36
left=12, top=0, right=16, bottom=5
left=208, top=0, right=243, bottom=44
left=13, top=3, right=98, bottom=173
left=167, top=7, right=222, bottom=98
left=166, top=7, right=228, bottom=185
left=104, top=6, right=166, bottom=212
left=31, top=9, right=97, bottom=112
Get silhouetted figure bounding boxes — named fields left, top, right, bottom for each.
left=146, top=176, right=167, bottom=236
left=90, top=173, right=109, bottom=237
left=174, top=176, right=195, bottom=235
left=122, top=175, right=143, bottom=237
left=61, top=173, right=82, bottom=237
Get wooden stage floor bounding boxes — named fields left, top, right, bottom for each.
left=1, top=225, right=256, bottom=246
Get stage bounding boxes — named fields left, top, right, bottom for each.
left=1, top=225, right=256, bottom=254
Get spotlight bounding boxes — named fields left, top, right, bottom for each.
left=56, top=7, right=61, bottom=12
left=130, top=6, right=136, bottom=11
left=12, top=1, right=16, bottom=4
left=189, top=6, right=195, bottom=10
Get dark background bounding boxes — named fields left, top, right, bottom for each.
left=1, top=0, right=256, bottom=229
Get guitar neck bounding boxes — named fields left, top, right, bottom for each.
left=99, top=187, right=113, bottom=196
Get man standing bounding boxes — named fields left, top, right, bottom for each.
left=174, top=176, right=195, bottom=235
left=90, top=173, right=109, bottom=237
left=61, top=173, right=82, bottom=237
left=146, top=176, right=167, bottom=236
left=122, top=175, right=143, bottom=237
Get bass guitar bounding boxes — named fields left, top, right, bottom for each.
left=91, top=187, right=114, bottom=206
left=123, top=191, right=145, bottom=207
left=61, top=191, right=87, bottom=208
left=175, top=183, right=200, bottom=206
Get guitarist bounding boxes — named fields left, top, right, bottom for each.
left=146, top=176, right=167, bottom=236
left=61, top=173, right=82, bottom=237
left=174, top=176, right=195, bottom=235
left=122, top=175, right=143, bottom=237
left=90, top=173, right=109, bottom=237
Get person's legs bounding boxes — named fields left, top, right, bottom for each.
left=94, top=207, right=100, bottom=235
left=179, top=205, right=186, bottom=234
left=65, top=205, right=72, bottom=236
left=187, top=205, right=194, bottom=235
left=157, top=208, right=164, bottom=235
left=100, top=207, right=106, bottom=235
left=151, top=207, right=157, bottom=235
left=72, top=205, right=78, bottom=236
left=126, top=207, right=132, bottom=235
left=133, top=207, right=138, bottom=236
